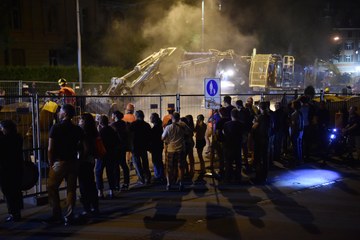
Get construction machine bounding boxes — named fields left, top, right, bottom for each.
left=249, top=51, right=296, bottom=90
left=177, top=49, right=250, bottom=94
left=104, top=47, right=178, bottom=95
left=104, top=47, right=301, bottom=96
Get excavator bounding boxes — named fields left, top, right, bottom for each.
left=103, top=48, right=250, bottom=96
left=103, top=46, right=302, bottom=97
left=248, top=49, right=296, bottom=90
left=104, top=47, right=178, bottom=95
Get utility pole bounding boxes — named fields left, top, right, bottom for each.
left=76, top=0, right=82, bottom=89
left=201, top=0, right=205, bottom=51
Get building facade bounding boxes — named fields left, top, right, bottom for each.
left=0, top=0, right=131, bottom=66
left=332, top=28, right=360, bottom=80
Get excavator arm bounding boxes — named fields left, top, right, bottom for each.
left=104, top=47, right=177, bottom=95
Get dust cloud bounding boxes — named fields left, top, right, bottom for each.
left=100, top=1, right=258, bottom=65
left=141, top=1, right=258, bottom=57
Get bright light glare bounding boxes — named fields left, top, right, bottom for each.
left=274, top=169, right=341, bottom=188
left=330, top=134, right=336, bottom=139
left=356, top=66, right=360, bottom=72
left=225, top=69, right=234, bottom=77
left=221, top=80, right=235, bottom=88
left=333, top=36, right=340, bottom=41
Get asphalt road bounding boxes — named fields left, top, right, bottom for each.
left=0, top=159, right=359, bottom=240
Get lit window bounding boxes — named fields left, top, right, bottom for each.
left=345, top=42, right=354, bottom=50
left=344, top=55, right=353, bottom=62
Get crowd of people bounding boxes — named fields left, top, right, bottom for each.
left=1, top=92, right=360, bottom=226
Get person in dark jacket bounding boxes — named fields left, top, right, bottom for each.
left=78, top=113, right=99, bottom=216
left=150, top=112, right=165, bottom=183
left=273, top=101, right=288, bottom=162
left=222, top=109, right=243, bottom=183
left=130, top=110, right=152, bottom=184
left=342, top=106, right=360, bottom=161
left=0, top=120, right=24, bottom=222
left=236, top=99, right=252, bottom=172
left=252, top=102, right=271, bottom=183
left=111, top=111, right=130, bottom=191
left=290, top=100, right=304, bottom=166
left=214, top=107, right=231, bottom=178
left=96, top=115, right=119, bottom=199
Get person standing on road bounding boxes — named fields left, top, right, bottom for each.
left=130, top=110, right=152, bottom=184
left=342, top=105, right=360, bottom=162
left=222, top=108, right=243, bottom=183
left=273, top=101, right=288, bottom=162
left=78, top=113, right=99, bottom=216
left=252, top=102, right=271, bottom=183
left=236, top=99, right=252, bottom=172
left=194, top=114, right=207, bottom=174
left=96, top=115, right=119, bottom=199
left=214, top=107, right=231, bottom=179
left=123, top=103, right=136, bottom=169
left=111, top=111, right=130, bottom=191
left=47, top=104, right=84, bottom=225
left=290, top=100, right=304, bottom=166
left=0, top=120, right=24, bottom=222
left=316, top=101, right=330, bottom=159
left=149, top=112, right=165, bottom=183
left=181, top=116, right=195, bottom=178
left=162, top=112, right=186, bottom=191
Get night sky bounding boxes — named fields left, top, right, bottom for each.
left=98, top=0, right=360, bottom=67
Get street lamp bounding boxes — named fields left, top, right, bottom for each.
left=76, top=0, right=82, bottom=89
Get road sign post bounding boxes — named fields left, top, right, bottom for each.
left=204, top=78, right=221, bottom=179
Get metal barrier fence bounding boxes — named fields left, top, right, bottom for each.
left=1, top=92, right=360, bottom=201
left=0, top=80, right=110, bottom=97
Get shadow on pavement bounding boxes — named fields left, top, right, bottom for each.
left=262, top=184, right=321, bottom=234
left=143, top=190, right=188, bottom=240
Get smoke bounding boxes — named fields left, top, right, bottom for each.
left=141, top=1, right=258, bottom=57
left=100, top=1, right=259, bottom=65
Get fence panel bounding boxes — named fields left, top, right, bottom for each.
left=2, top=92, right=360, bottom=201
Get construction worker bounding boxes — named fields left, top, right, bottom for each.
left=47, top=78, right=76, bottom=105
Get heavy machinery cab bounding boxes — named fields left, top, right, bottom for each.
left=249, top=53, right=295, bottom=90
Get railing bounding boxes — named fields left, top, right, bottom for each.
left=1, top=92, right=360, bottom=201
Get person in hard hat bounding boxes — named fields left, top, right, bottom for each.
left=46, top=78, right=76, bottom=105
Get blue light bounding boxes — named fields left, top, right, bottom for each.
left=273, top=169, right=341, bottom=188
left=330, top=134, right=336, bottom=139
left=332, top=128, right=337, bottom=132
